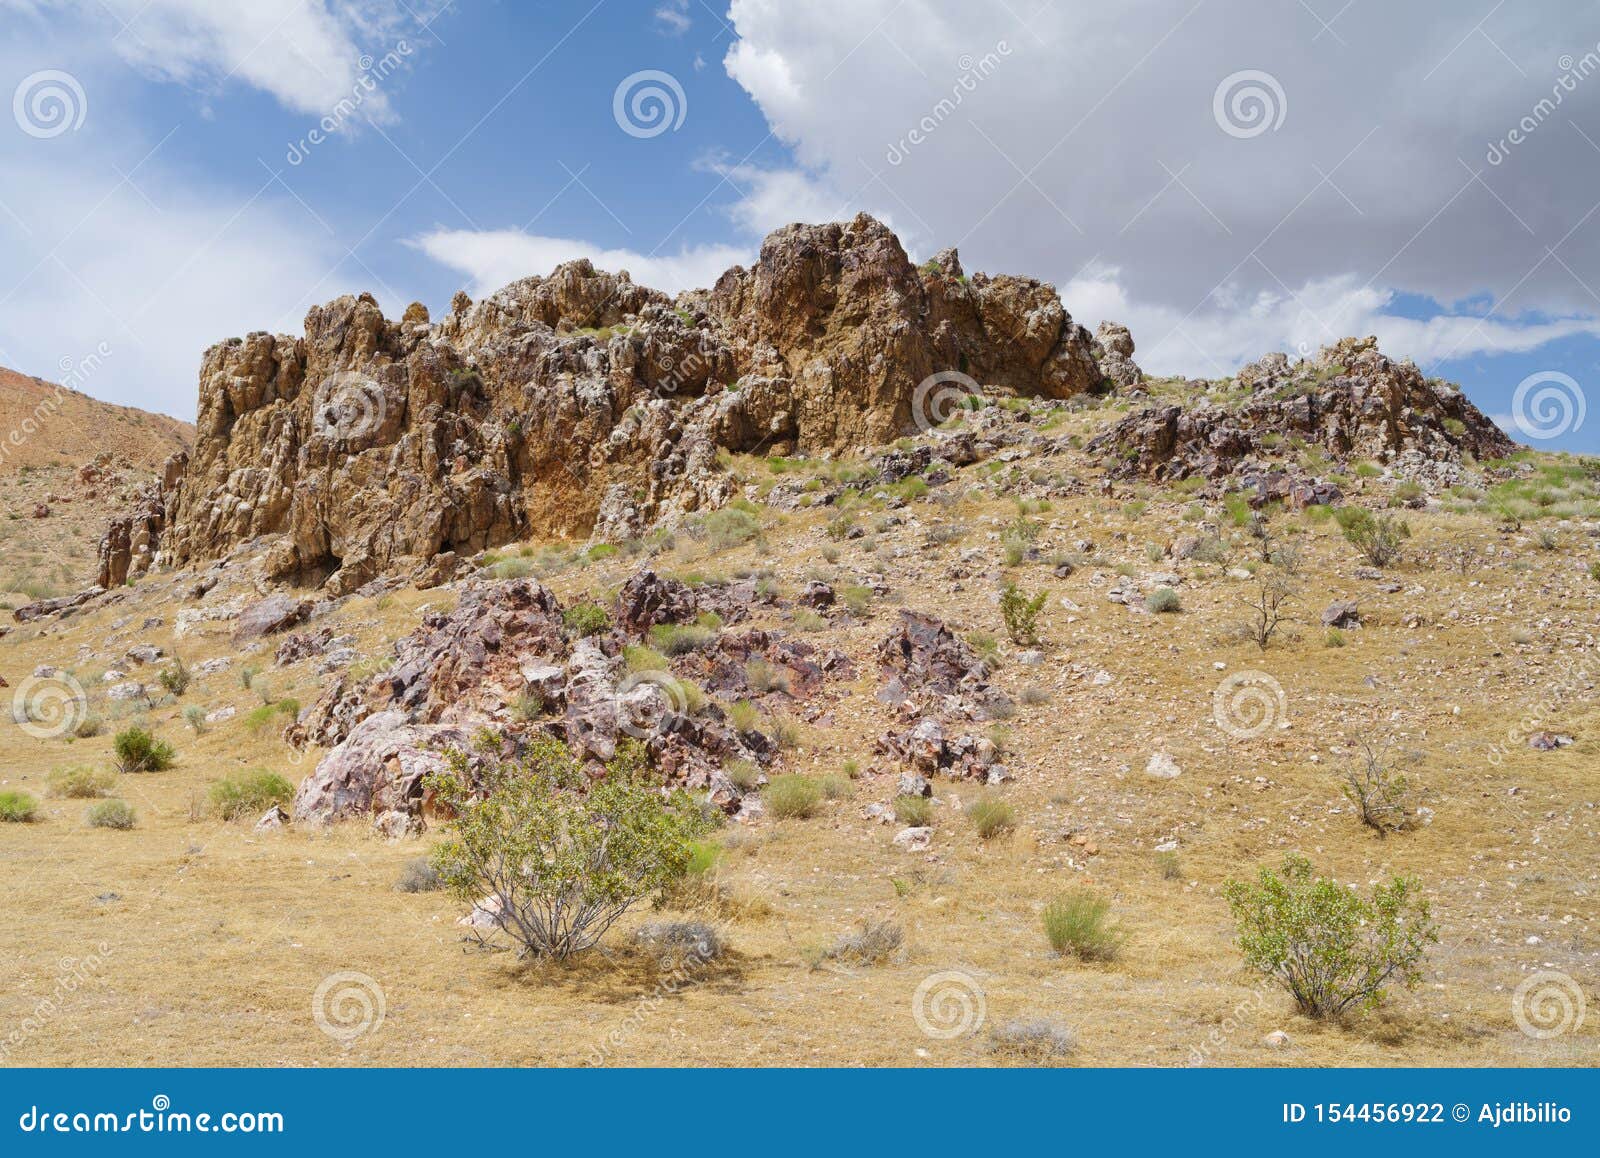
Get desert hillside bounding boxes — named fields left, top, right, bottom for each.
left=1, top=218, right=1595, bottom=1068
left=0, top=365, right=192, bottom=473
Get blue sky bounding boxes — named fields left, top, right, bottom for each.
left=0, top=0, right=1595, bottom=455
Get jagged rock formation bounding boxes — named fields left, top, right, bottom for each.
left=1088, top=337, right=1515, bottom=483
left=102, top=215, right=1118, bottom=593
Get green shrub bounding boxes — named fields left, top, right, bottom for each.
left=1335, top=507, right=1411, bottom=567
left=183, top=704, right=208, bottom=733
left=727, top=700, right=760, bottom=733
left=112, top=726, right=175, bottom=774
left=158, top=658, right=191, bottom=696
left=649, top=620, right=718, bottom=655
left=73, top=712, right=104, bottom=739
left=967, top=796, right=1015, bottom=839
left=894, top=795, right=934, bottom=826
left=243, top=701, right=297, bottom=736
left=1224, top=853, right=1436, bottom=1018
left=1144, top=586, right=1181, bottom=613
left=793, top=608, right=827, bottom=632
left=563, top=602, right=611, bottom=637
left=624, top=643, right=671, bottom=673
left=764, top=774, right=823, bottom=819
left=48, top=765, right=116, bottom=798
left=0, top=790, right=38, bottom=822
left=722, top=758, right=761, bottom=791
left=839, top=584, right=873, bottom=616
left=1042, top=889, right=1123, bottom=960
left=86, top=799, right=136, bottom=830
left=744, top=658, right=790, bottom=694
left=703, top=508, right=762, bottom=551
left=999, top=582, right=1047, bottom=645
left=395, top=857, right=441, bottom=893
left=208, top=770, right=294, bottom=820
left=427, top=735, right=707, bottom=959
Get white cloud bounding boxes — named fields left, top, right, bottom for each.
left=720, top=0, right=1600, bottom=375
left=13, top=0, right=435, bottom=121
left=408, top=229, right=754, bottom=296
left=655, top=0, right=692, bottom=36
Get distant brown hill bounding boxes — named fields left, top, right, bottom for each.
left=0, top=364, right=192, bottom=473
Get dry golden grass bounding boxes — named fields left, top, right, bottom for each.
left=1, top=427, right=1596, bottom=1067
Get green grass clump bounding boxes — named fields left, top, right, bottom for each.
left=1042, top=889, right=1124, bottom=960
left=48, top=765, right=116, bottom=799
left=0, top=790, right=39, bottom=822
left=764, top=774, right=824, bottom=819
left=894, top=795, right=934, bottom=826
left=967, top=797, right=1016, bottom=839
left=1144, top=586, right=1181, bottom=613
left=208, top=770, right=295, bottom=821
left=562, top=602, right=612, bottom=637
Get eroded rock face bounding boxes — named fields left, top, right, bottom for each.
left=108, top=215, right=1113, bottom=590
left=876, top=609, right=1008, bottom=720
left=290, top=710, right=472, bottom=833
left=1088, top=337, right=1517, bottom=482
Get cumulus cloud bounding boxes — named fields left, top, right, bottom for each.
left=409, top=228, right=753, bottom=296
left=719, top=0, right=1600, bottom=372
left=10, top=0, right=435, bottom=121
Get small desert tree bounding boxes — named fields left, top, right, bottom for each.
left=1342, top=738, right=1419, bottom=837
left=1240, top=575, right=1294, bottom=650
left=998, top=582, right=1047, bottom=645
left=1335, top=507, right=1411, bottom=567
left=1224, top=853, right=1436, bottom=1019
left=426, top=734, right=707, bottom=960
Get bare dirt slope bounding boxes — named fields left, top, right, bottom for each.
left=0, top=391, right=1594, bottom=1068
left=0, top=365, right=192, bottom=474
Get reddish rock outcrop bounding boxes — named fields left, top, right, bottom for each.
left=101, top=215, right=1114, bottom=591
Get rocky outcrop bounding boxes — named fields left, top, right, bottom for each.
left=103, top=215, right=1118, bottom=591
left=288, top=570, right=849, bottom=831
left=1088, top=337, right=1516, bottom=482
left=876, top=609, right=1009, bottom=720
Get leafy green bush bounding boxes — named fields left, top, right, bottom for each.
left=967, top=796, right=1015, bottom=839
left=1144, top=586, right=1181, bottom=613
left=1335, top=507, right=1411, bottom=567
left=86, top=799, right=136, bottom=830
left=0, top=790, right=38, bottom=822
left=208, top=770, right=294, bottom=820
left=563, top=602, right=612, bottom=637
left=999, top=582, right=1047, bottom=645
left=1224, top=853, right=1436, bottom=1018
left=1042, top=889, right=1123, bottom=961
left=763, top=774, right=823, bottom=819
left=112, top=726, right=175, bottom=774
left=48, top=765, right=116, bottom=799
left=427, top=735, right=706, bottom=959
left=183, top=704, right=208, bottom=733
